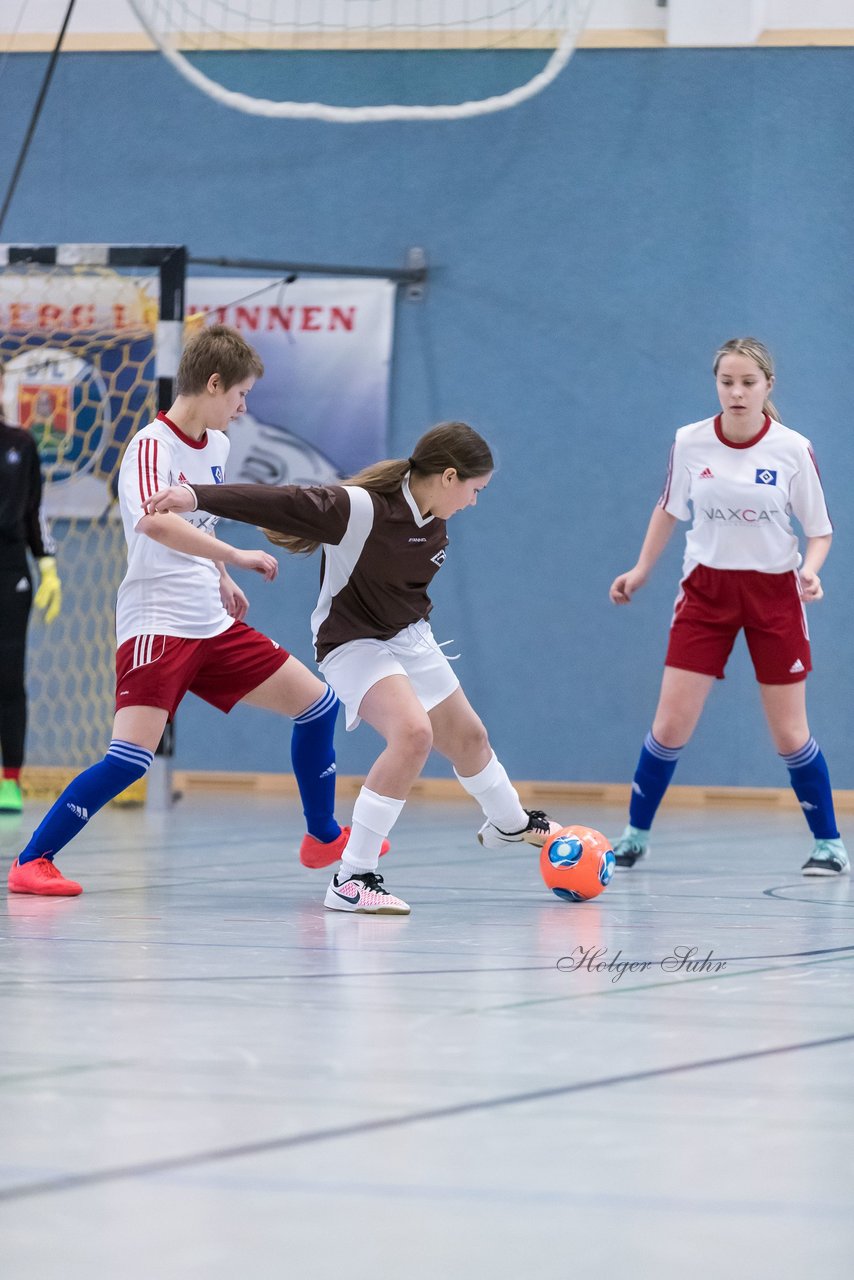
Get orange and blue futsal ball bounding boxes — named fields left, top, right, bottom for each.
left=540, top=825, right=616, bottom=901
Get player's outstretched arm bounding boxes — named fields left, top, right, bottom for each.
left=147, top=480, right=349, bottom=546
left=609, top=506, right=678, bottom=604
left=138, top=512, right=278, bottom=581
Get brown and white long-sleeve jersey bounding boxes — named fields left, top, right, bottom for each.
left=191, top=476, right=449, bottom=662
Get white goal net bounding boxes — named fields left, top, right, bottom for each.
left=129, top=0, right=595, bottom=120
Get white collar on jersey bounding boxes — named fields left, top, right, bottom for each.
left=402, top=471, right=434, bottom=528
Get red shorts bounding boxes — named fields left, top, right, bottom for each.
left=665, top=565, right=810, bottom=684
left=115, top=621, right=289, bottom=718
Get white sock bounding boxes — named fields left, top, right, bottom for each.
left=340, top=787, right=405, bottom=877
left=454, top=751, right=527, bottom=833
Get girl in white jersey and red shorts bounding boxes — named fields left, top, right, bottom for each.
left=144, top=421, right=562, bottom=915
left=8, top=325, right=356, bottom=897
left=609, top=337, right=848, bottom=877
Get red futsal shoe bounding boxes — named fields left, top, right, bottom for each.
left=8, top=857, right=82, bottom=897
left=299, top=826, right=391, bottom=870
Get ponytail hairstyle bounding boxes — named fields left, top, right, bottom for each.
left=264, top=420, right=494, bottom=555
left=713, top=337, right=780, bottom=421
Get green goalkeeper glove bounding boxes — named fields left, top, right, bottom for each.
left=35, top=556, right=62, bottom=624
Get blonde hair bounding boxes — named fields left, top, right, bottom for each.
left=265, top=420, right=494, bottom=555
left=176, top=323, right=264, bottom=395
left=713, top=336, right=780, bottom=421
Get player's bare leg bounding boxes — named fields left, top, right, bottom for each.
left=613, top=667, right=714, bottom=866
left=324, top=676, right=429, bottom=916
left=651, top=666, right=715, bottom=746
left=429, top=687, right=560, bottom=848
left=112, top=705, right=171, bottom=751
left=240, top=655, right=329, bottom=719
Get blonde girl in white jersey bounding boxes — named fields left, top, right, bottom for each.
left=609, top=337, right=848, bottom=877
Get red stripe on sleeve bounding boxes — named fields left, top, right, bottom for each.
left=148, top=439, right=159, bottom=499
left=137, top=438, right=160, bottom=502
left=139, top=438, right=149, bottom=501
left=808, top=445, right=833, bottom=529
left=657, top=441, right=675, bottom=509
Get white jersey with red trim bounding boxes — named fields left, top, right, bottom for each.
left=658, top=415, right=832, bottom=577
left=115, top=413, right=233, bottom=646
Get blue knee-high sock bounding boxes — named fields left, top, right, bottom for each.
left=781, top=738, right=839, bottom=840
left=19, top=740, right=154, bottom=864
left=628, top=732, right=685, bottom=831
left=291, top=687, right=340, bottom=842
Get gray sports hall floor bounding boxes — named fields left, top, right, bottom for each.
left=1, top=794, right=852, bottom=1279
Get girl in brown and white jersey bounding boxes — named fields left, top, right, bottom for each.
left=145, top=420, right=561, bottom=915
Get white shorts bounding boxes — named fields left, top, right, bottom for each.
left=318, top=619, right=460, bottom=731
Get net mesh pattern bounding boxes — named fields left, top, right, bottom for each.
left=133, top=2, right=575, bottom=50
left=128, top=0, right=593, bottom=119
left=0, top=264, right=158, bottom=787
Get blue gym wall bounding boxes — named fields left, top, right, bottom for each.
left=3, top=47, right=854, bottom=787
